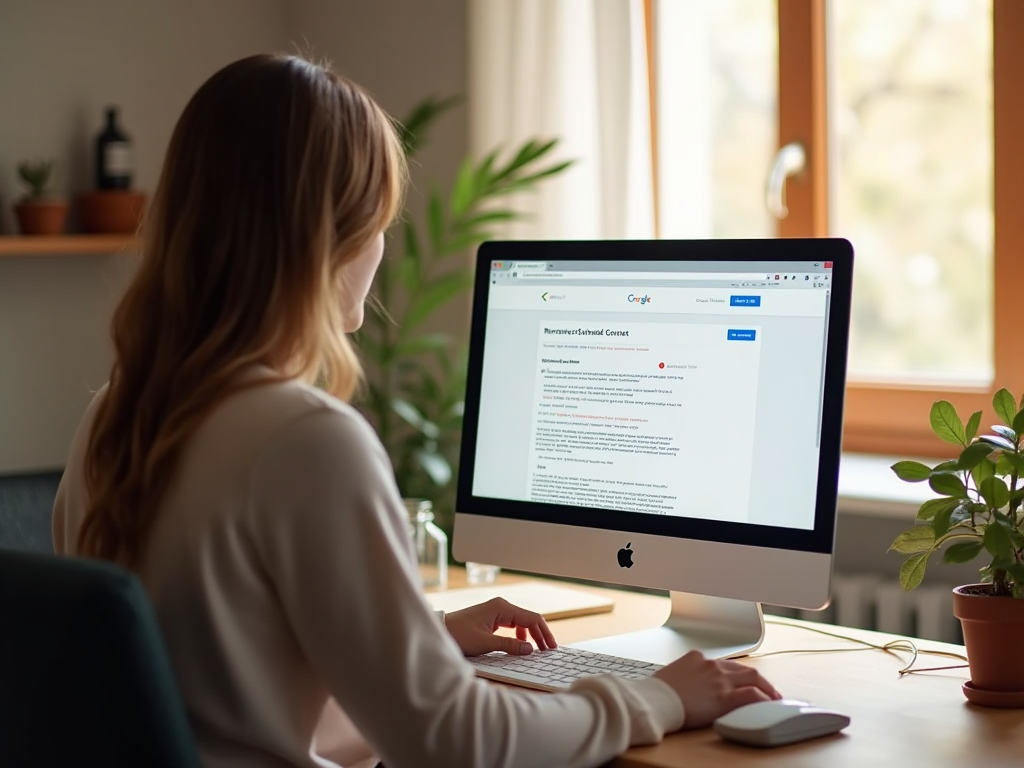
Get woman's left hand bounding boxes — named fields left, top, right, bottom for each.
left=445, top=597, right=559, bottom=657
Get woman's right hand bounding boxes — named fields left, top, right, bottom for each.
left=653, top=650, right=781, bottom=730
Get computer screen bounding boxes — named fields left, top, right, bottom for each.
left=454, top=239, right=853, bottom=660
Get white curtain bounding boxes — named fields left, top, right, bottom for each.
left=468, top=0, right=655, bottom=240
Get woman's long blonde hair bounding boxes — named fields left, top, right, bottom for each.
left=78, top=54, right=406, bottom=566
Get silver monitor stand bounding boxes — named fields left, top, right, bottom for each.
left=571, top=592, right=765, bottom=665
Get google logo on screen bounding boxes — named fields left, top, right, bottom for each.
left=627, top=294, right=652, bottom=305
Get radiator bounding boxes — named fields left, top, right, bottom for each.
left=763, top=573, right=963, bottom=644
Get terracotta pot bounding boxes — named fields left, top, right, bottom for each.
left=77, top=190, right=147, bottom=234
left=14, top=200, right=68, bottom=235
left=953, top=584, right=1024, bottom=696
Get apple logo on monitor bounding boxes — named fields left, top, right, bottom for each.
left=617, top=543, right=634, bottom=568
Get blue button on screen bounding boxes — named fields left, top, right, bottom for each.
left=729, top=295, right=761, bottom=307
left=727, top=329, right=757, bottom=341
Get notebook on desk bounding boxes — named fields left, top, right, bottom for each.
left=425, top=581, right=614, bottom=621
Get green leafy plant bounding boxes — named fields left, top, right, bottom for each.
left=889, top=388, right=1024, bottom=597
left=356, top=97, right=572, bottom=532
left=16, top=159, right=54, bottom=200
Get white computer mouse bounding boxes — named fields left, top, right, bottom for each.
left=713, top=699, right=850, bottom=748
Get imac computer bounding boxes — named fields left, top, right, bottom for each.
left=453, top=238, right=853, bottom=664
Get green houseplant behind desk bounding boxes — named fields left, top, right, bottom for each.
left=439, top=570, right=1024, bottom=767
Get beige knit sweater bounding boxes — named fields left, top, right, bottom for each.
left=53, top=372, right=684, bottom=768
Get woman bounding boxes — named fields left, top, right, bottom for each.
left=53, top=54, right=779, bottom=768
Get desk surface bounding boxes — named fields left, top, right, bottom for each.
left=441, top=569, right=1024, bottom=768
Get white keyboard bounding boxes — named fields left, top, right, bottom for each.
left=469, top=646, right=663, bottom=691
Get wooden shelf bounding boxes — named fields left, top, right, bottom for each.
left=0, top=235, right=139, bottom=256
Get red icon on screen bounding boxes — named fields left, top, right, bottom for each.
left=659, top=362, right=665, bottom=369
left=824, top=261, right=832, bottom=268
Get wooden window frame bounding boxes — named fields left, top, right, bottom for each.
left=644, top=0, right=1020, bottom=457
left=774, top=0, right=1020, bottom=457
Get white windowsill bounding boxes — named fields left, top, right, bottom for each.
left=837, top=452, right=935, bottom=520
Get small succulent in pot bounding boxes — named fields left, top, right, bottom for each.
left=13, top=159, right=68, bottom=235
left=17, top=159, right=55, bottom=201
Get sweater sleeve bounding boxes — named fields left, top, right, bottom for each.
left=52, top=385, right=109, bottom=554
left=247, top=406, right=684, bottom=768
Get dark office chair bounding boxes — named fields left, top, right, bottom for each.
left=0, top=548, right=201, bottom=768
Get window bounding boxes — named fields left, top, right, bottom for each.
left=651, top=0, right=1023, bottom=456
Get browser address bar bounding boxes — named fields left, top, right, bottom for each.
left=514, top=271, right=770, bottom=281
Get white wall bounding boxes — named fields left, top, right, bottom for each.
left=0, top=0, right=292, bottom=472
left=0, top=1, right=469, bottom=472
left=288, top=0, right=469, bottom=224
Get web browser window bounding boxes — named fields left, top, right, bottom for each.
left=472, top=260, right=834, bottom=530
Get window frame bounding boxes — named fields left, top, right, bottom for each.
left=644, top=0, right=1018, bottom=456
left=756, top=0, right=1020, bottom=457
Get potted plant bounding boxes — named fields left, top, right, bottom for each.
left=356, top=97, right=571, bottom=537
left=890, top=388, right=1024, bottom=707
left=13, top=159, right=68, bottom=235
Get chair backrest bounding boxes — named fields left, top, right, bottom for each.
left=0, top=471, right=62, bottom=553
left=0, top=548, right=202, bottom=768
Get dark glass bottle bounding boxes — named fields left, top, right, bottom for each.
left=95, top=107, right=133, bottom=190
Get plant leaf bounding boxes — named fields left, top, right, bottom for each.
left=899, top=552, right=931, bottom=591
left=994, top=509, right=1015, bottom=528
left=994, top=388, right=1017, bottom=426
left=956, top=441, right=994, bottom=470
left=459, top=209, right=520, bottom=230
left=1009, top=565, right=1024, bottom=596
left=396, top=332, right=451, bottom=357
left=929, top=473, right=967, bottom=498
left=979, top=476, right=1011, bottom=510
left=427, top=189, right=445, bottom=253
left=1013, top=408, right=1024, bottom=436
left=415, top=449, right=452, bottom=487
left=916, top=497, right=959, bottom=521
left=965, top=410, right=983, bottom=443
left=971, top=456, right=996, bottom=488
left=890, top=526, right=936, bottom=554
left=979, top=434, right=1016, bottom=452
left=397, top=221, right=423, bottom=293
left=933, top=504, right=957, bottom=538
left=950, top=501, right=975, bottom=527
left=442, top=231, right=492, bottom=256
left=402, top=269, right=474, bottom=331
left=930, top=400, right=966, bottom=445
left=473, top=149, right=499, bottom=191
left=450, top=157, right=478, bottom=218
left=943, top=540, right=985, bottom=564
left=500, top=138, right=557, bottom=177
left=891, top=460, right=932, bottom=482
left=499, top=160, right=576, bottom=191
left=984, top=519, right=1014, bottom=561
left=992, top=425, right=1017, bottom=442
left=397, top=95, right=461, bottom=157
left=1000, top=452, right=1024, bottom=474
left=396, top=255, right=421, bottom=293
left=391, top=398, right=441, bottom=439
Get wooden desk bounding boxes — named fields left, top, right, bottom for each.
left=441, top=569, right=1024, bottom=768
